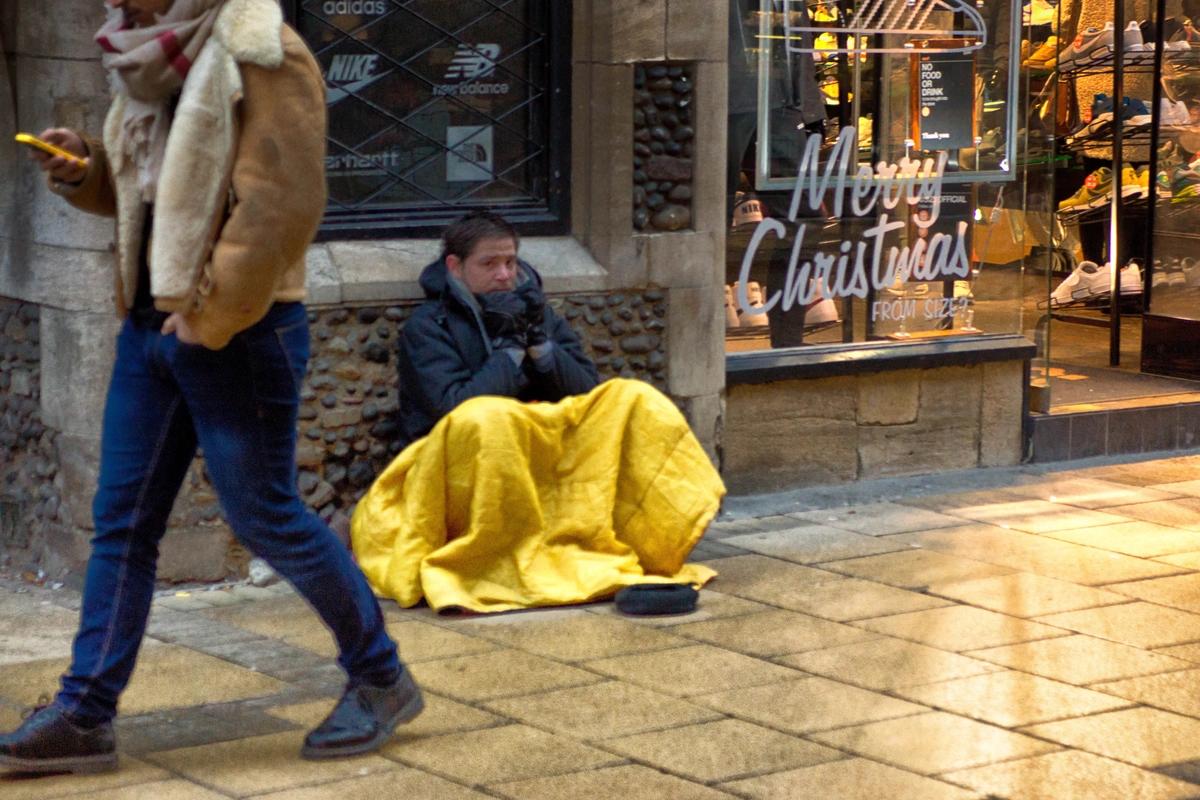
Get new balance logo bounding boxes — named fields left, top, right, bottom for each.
left=325, top=54, right=390, bottom=105
left=444, top=44, right=500, bottom=80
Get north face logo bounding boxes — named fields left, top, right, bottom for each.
left=444, top=44, right=501, bottom=80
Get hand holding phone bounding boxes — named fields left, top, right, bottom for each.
left=17, top=129, right=89, bottom=184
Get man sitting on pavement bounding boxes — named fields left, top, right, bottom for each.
left=351, top=211, right=725, bottom=613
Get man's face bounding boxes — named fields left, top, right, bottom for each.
left=106, top=0, right=173, bottom=28
left=447, top=236, right=519, bottom=295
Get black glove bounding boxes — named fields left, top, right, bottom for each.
left=515, top=282, right=548, bottom=347
left=480, top=292, right=528, bottom=350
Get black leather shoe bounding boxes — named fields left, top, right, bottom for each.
left=301, top=670, right=424, bottom=760
left=0, top=704, right=117, bottom=774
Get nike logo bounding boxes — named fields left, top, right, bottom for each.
left=327, top=70, right=391, bottom=105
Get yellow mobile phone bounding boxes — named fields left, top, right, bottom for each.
left=14, top=133, right=89, bottom=167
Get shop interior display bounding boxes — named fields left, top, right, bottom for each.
left=1034, top=0, right=1200, bottom=387
left=725, top=0, right=1018, bottom=352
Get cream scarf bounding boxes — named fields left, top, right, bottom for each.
left=96, top=0, right=226, bottom=201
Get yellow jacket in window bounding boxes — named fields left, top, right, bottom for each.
left=52, top=0, right=325, bottom=351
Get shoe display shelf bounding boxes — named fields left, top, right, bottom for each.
left=1047, top=0, right=1186, bottom=367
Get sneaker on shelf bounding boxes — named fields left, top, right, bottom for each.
left=724, top=285, right=740, bottom=329
left=1158, top=98, right=1191, bottom=126
left=1024, top=35, right=1060, bottom=72
left=1027, top=0, right=1056, bottom=27
left=1121, top=96, right=1152, bottom=127
left=1121, top=20, right=1146, bottom=52
left=1171, top=165, right=1200, bottom=202
left=1066, top=94, right=1113, bottom=142
left=1120, top=260, right=1144, bottom=294
left=857, top=115, right=873, bottom=150
left=1158, top=168, right=1174, bottom=198
left=1120, top=165, right=1143, bottom=198
left=1059, top=167, right=1112, bottom=211
left=1050, top=260, right=1106, bottom=305
left=1134, top=166, right=1151, bottom=198
left=1176, top=19, right=1200, bottom=47
left=805, top=295, right=840, bottom=326
left=1159, top=139, right=1185, bottom=173
left=739, top=281, right=770, bottom=326
left=1059, top=22, right=1115, bottom=67
left=1182, top=256, right=1200, bottom=286
left=732, top=192, right=765, bottom=228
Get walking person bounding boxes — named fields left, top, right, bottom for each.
left=0, top=0, right=422, bottom=773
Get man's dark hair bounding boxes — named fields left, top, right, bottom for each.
left=442, top=211, right=519, bottom=261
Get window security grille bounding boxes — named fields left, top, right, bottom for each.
left=287, top=1, right=570, bottom=239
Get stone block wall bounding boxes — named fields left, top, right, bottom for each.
left=0, top=300, right=61, bottom=566
left=722, top=361, right=1026, bottom=494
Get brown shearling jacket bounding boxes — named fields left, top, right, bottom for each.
left=54, top=1, right=325, bottom=350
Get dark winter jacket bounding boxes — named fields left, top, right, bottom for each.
left=396, top=257, right=601, bottom=447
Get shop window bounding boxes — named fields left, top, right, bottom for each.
left=726, top=0, right=1030, bottom=353
left=285, top=1, right=570, bottom=239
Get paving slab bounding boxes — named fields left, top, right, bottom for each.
left=145, top=731, right=398, bottom=797
left=936, top=499, right=1134, bottom=533
left=782, top=577, right=954, bottom=621
left=388, top=724, right=621, bottom=785
left=250, top=769, right=493, bottom=800
left=1148, top=479, right=1200, bottom=497
left=492, top=764, right=735, bottom=800
left=778, top=637, right=1001, bottom=692
left=0, top=593, right=79, bottom=666
left=1022, top=707, right=1200, bottom=768
left=721, top=758, right=981, bottom=800
left=893, top=670, right=1132, bottom=728
left=584, top=644, right=800, bottom=697
left=897, top=526, right=1184, bottom=585
left=791, top=502, right=968, bottom=535
left=481, top=680, right=722, bottom=740
left=448, top=609, right=689, bottom=662
left=407, top=649, right=601, bottom=703
left=1105, top=498, right=1200, bottom=528
left=0, top=643, right=284, bottom=715
left=1156, top=642, right=1200, bottom=662
left=1071, top=457, right=1200, bottom=486
left=943, top=750, right=1200, bottom=800
left=1106, top=573, right=1200, bottom=614
left=1093, top=669, right=1200, bottom=717
left=853, top=605, right=1068, bottom=652
left=819, top=549, right=1014, bottom=590
left=695, top=676, right=927, bottom=735
left=927, top=571, right=1130, bottom=618
left=1034, top=602, right=1200, bottom=649
left=1038, top=521, right=1200, bottom=558
left=601, top=718, right=843, bottom=783
left=48, top=781, right=231, bottom=800
left=1154, top=551, right=1200, bottom=569
left=1003, top=478, right=1183, bottom=509
left=967, top=635, right=1194, bottom=685
left=0, top=756, right=171, bottom=800
left=672, top=609, right=879, bottom=657
left=809, top=711, right=1059, bottom=775
left=722, top=525, right=911, bottom=564
left=282, top=618, right=500, bottom=662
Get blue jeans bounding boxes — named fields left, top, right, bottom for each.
left=56, top=302, right=401, bottom=726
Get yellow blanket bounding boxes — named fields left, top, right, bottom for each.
left=351, top=379, right=724, bottom=613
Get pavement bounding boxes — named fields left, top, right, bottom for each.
left=9, top=454, right=1200, bottom=798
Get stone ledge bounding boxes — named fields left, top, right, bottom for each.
left=307, top=236, right=610, bottom=306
